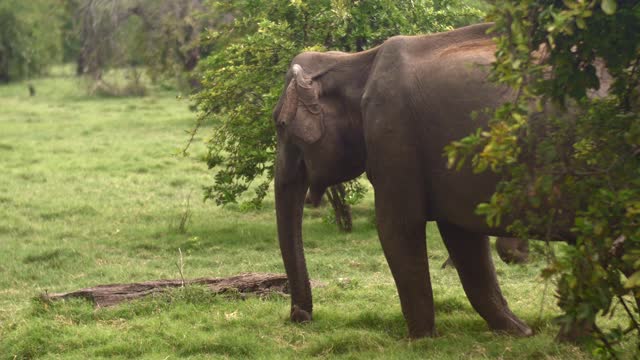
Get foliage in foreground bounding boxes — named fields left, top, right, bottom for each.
left=447, top=1, right=640, bottom=357
left=192, top=0, right=485, bottom=207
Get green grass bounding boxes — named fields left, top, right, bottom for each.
left=0, top=68, right=611, bottom=359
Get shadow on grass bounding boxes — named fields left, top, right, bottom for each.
left=134, top=222, right=277, bottom=254
left=130, top=208, right=379, bottom=255
left=343, top=310, right=407, bottom=338
left=176, top=333, right=260, bottom=358
left=23, top=248, right=79, bottom=267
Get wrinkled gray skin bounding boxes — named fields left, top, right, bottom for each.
left=273, top=23, right=553, bottom=338
left=442, top=237, right=528, bottom=269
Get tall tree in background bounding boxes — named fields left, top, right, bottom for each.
left=73, top=0, right=131, bottom=79
left=191, top=0, right=484, bottom=228
left=0, top=0, right=63, bottom=82
left=447, top=1, right=639, bottom=356
left=0, top=0, right=213, bottom=88
left=69, top=0, right=214, bottom=91
left=131, top=0, right=212, bottom=88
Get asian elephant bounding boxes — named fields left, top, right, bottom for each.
left=442, top=237, right=529, bottom=268
left=272, top=23, right=580, bottom=338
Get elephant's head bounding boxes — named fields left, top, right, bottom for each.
left=271, top=55, right=370, bottom=321
left=275, top=64, right=323, bottom=145
left=273, top=61, right=368, bottom=199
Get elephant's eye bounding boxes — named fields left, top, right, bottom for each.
left=275, top=117, right=286, bottom=128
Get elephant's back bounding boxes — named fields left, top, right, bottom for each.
left=369, top=27, right=515, bottom=232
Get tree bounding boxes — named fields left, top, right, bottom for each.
left=447, top=1, right=639, bottom=356
left=129, top=0, right=221, bottom=89
left=191, top=0, right=484, bottom=221
left=73, top=0, right=132, bottom=79
left=69, top=0, right=214, bottom=92
left=0, top=0, right=64, bottom=82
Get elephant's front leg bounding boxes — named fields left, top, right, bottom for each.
left=373, top=183, right=434, bottom=338
left=437, top=222, right=533, bottom=337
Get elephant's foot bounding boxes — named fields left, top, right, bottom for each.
left=408, top=330, right=436, bottom=339
left=496, top=237, right=529, bottom=264
left=489, top=312, right=533, bottom=337
left=290, top=305, right=312, bottom=323
left=437, top=223, right=533, bottom=338
left=407, top=322, right=437, bottom=339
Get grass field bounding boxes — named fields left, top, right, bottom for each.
left=0, top=69, right=609, bottom=359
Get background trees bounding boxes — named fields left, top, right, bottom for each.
left=70, top=0, right=214, bottom=93
left=0, top=0, right=64, bottom=82
left=0, top=0, right=214, bottom=90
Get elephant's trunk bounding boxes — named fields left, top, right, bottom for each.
left=275, top=144, right=313, bottom=322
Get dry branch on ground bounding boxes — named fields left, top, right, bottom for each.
left=41, top=273, right=311, bottom=307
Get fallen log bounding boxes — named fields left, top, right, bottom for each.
left=42, top=272, right=309, bottom=307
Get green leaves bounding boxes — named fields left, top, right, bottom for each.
left=193, top=0, right=485, bottom=207
left=601, top=0, right=617, bottom=15
left=625, top=271, right=640, bottom=289
left=0, top=0, right=64, bottom=82
left=446, top=0, right=640, bottom=355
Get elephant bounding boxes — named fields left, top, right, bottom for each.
left=309, top=186, right=530, bottom=266
left=271, top=23, right=592, bottom=338
left=441, top=237, right=528, bottom=269
left=495, top=237, right=529, bottom=264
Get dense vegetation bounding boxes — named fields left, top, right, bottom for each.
left=0, top=0, right=215, bottom=90
left=192, top=0, right=485, bottom=208
left=447, top=1, right=640, bottom=356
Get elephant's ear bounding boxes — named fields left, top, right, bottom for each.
left=278, top=64, right=324, bottom=144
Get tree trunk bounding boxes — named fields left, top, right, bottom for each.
left=41, top=273, right=324, bottom=307
left=325, top=184, right=352, bottom=232
left=76, top=53, right=86, bottom=75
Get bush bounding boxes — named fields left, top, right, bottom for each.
left=191, top=0, right=485, bottom=207
left=447, top=1, right=640, bottom=357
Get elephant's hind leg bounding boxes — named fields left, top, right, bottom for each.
left=437, top=221, right=533, bottom=337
